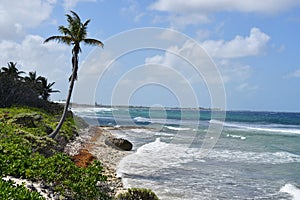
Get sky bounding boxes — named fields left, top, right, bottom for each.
left=0, top=0, right=300, bottom=112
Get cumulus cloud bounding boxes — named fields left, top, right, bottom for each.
left=0, top=35, right=68, bottom=73
left=142, top=34, right=262, bottom=97
left=142, top=37, right=257, bottom=87
left=236, top=83, right=258, bottom=92
left=286, top=69, right=300, bottom=78
left=201, top=27, right=270, bottom=58
left=292, top=69, right=300, bottom=77
left=149, top=0, right=300, bottom=27
left=0, top=34, right=70, bottom=100
left=150, top=0, right=300, bottom=14
left=0, top=0, right=55, bottom=40
left=63, top=0, right=96, bottom=11
left=140, top=40, right=226, bottom=105
left=120, top=0, right=146, bottom=23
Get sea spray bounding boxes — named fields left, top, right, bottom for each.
left=280, top=183, right=300, bottom=200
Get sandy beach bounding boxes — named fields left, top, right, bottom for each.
left=64, top=126, right=132, bottom=197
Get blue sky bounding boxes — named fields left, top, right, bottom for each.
left=1, top=0, right=300, bottom=112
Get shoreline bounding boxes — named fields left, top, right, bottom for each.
left=64, top=126, right=132, bottom=197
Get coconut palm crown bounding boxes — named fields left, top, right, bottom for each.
left=44, top=11, right=103, bottom=139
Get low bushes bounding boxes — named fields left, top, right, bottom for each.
left=0, top=106, right=110, bottom=199
left=116, top=188, right=159, bottom=200
left=0, top=179, right=44, bottom=200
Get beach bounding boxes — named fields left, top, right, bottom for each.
left=64, top=126, right=132, bottom=197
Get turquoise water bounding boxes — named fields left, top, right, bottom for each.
left=73, top=107, right=300, bottom=200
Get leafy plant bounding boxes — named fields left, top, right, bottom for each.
left=0, top=179, right=45, bottom=200
left=116, top=188, right=159, bottom=200
left=0, top=106, right=111, bottom=199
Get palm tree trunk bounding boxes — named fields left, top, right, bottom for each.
left=48, top=54, right=78, bottom=139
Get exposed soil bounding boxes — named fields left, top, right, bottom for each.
left=71, top=148, right=96, bottom=168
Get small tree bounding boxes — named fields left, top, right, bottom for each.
left=44, top=11, right=103, bottom=139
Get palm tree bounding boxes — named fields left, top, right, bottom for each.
left=37, top=77, right=60, bottom=101
left=24, top=72, right=59, bottom=100
left=1, top=62, right=25, bottom=80
left=44, top=11, right=103, bottom=139
left=24, top=71, right=42, bottom=83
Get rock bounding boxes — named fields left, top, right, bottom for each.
left=105, top=137, right=133, bottom=151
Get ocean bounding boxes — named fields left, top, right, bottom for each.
left=72, top=107, right=300, bottom=200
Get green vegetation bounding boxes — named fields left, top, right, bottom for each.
left=0, top=179, right=44, bottom=200
left=0, top=62, right=59, bottom=108
left=0, top=106, right=110, bottom=199
left=116, top=188, right=159, bottom=200
left=44, top=11, right=103, bottom=139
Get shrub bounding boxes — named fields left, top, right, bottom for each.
left=0, top=179, right=45, bottom=200
left=0, top=106, right=112, bottom=199
left=116, top=188, right=159, bottom=200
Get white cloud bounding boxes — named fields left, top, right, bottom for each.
left=150, top=0, right=300, bottom=14
left=217, top=60, right=252, bottom=83
left=141, top=40, right=226, bottom=100
left=201, top=27, right=270, bottom=58
left=196, top=29, right=211, bottom=41
left=0, top=34, right=70, bottom=100
left=63, top=0, right=96, bottom=11
left=293, top=69, right=300, bottom=77
left=120, top=0, right=146, bottom=23
left=142, top=38, right=259, bottom=97
left=149, top=0, right=300, bottom=27
left=168, top=13, right=210, bottom=28
left=0, top=0, right=56, bottom=40
left=236, top=83, right=258, bottom=92
left=286, top=69, right=300, bottom=78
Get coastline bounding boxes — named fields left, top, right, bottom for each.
left=64, top=126, right=132, bottom=197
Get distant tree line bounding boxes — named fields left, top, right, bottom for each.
left=0, top=62, right=59, bottom=108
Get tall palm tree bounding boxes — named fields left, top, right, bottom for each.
left=44, top=11, right=103, bottom=139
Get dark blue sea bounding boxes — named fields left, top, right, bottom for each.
left=72, top=107, right=300, bottom=200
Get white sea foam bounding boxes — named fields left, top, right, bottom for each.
left=218, top=120, right=300, bottom=135
left=72, top=107, right=117, bottom=113
left=133, top=116, right=151, bottom=123
left=248, top=126, right=300, bottom=135
left=136, top=138, right=168, bottom=154
left=117, top=138, right=191, bottom=184
left=209, top=119, right=225, bottom=125
left=117, top=135, right=300, bottom=198
left=155, top=132, right=175, bottom=137
left=129, top=128, right=154, bottom=134
left=226, top=134, right=246, bottom=140
left=280, top=183, right=300, bottom=200
left=165, top=126, right=191, bottom=131
left=205, top=150, right=300, bottom=164
left=133, top=116, right=176, bottom=125
left=118, top=140, right=300, bottom=184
